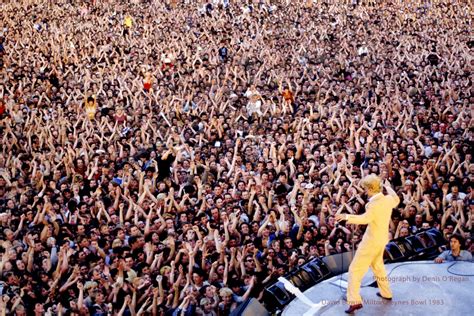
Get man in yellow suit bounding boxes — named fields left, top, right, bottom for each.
left=336, top=175, right=400, bottom=314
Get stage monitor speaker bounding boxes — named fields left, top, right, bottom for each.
left=262, top=281, right=294, bottom=312
left=417, top=231, right=436, bottom=248
left=304, top=257, right=332, bottom=281
left=385, top=228, right=447, bottom=263
left=384, top=241, right=406, bottom=262
left=405, top=235, right=426, bottom=253
left=425, top=228, right=445, bottom=245
left=287, top=270, right=306, bottom=289
left=230, top=298, right=269, bottom=316
left=415, top=229, right=446, bottom=258
left=384, top=236, right=417, bottom=262
left=262, top=257, right=334, bottom=312
left=287, top=267, right=315, bottom=292
left=321, top=251, right=354, bottom=275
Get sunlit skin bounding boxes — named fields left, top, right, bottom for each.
left=0, top=2, right=470, bottom=314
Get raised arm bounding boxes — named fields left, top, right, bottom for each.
left=383, top=180, right=400, bottom=206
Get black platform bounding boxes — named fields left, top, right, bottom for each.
left=282, top=260, right=473, bottom=316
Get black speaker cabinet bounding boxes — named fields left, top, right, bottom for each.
left=262, top=281, right=294, bottom=312
left=230, top=298, right=269, bottom=316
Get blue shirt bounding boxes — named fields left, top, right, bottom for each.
left=437, top=250, right=472, bottom=262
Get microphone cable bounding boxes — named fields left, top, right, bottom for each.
left=446, top=260, right=474, bottom=277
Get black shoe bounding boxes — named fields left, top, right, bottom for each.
left=376, top=292, right=392, bottom=300
left=345, top=304, right=363, bottom=314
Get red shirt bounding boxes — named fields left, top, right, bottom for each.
left=144, top=82, right=151, bottom=91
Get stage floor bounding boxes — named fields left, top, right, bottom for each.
left=282, top=260, right=473, bottom=316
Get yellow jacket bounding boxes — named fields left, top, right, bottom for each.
left=124, top=16, right=133, bottom=28
left=347, top=192, right=400, bottom=247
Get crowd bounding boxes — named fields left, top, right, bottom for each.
left=0, top=0, right=473, bottom=315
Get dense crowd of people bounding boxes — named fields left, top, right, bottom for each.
left=0, top=0, right=473, bottom=315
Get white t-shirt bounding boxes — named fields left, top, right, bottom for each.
left=445, top=192, right=466, bottom=203
left=245, top=89, right=262, bottom=115
left=358, top=46, right=369, bottom=56
left=161, top=53, right=172, bottom=64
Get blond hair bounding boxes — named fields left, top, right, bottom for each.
left=360, top=174, right=382, bottom=195
left=219, top=287, right=233, bottom=297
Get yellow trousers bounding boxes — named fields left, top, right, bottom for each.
left=347, top=244, right=392, bottom=305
